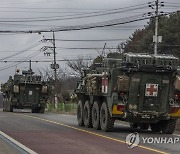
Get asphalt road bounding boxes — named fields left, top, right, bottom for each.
left=0, top=109, right=179, bottom=154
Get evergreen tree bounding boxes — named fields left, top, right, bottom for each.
left=124, top=11, right=180, bottom=57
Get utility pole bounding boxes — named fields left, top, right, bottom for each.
left=41, top=31, right=59, bottom=109
left=52, top=31, right=58, bottom=109
left=154, top=0, right=159, bottom=55
left=149, top=0, right=164, bottom=55
left=52, top=31, right=57, bottom=82
left=102, top=43, right=106, bottom=57
left=29, top=60, right=32, bottom=71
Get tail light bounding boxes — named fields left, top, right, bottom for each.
left=174, top=92, right=180, bottom=100
left=117, top=104, right=125, bottom=112
left=120, top=92, right=124, bottom=97
left=169, top=91, right=180, bottom=114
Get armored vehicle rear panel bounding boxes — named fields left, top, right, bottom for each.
left=75, top=53, right=180, bottom=134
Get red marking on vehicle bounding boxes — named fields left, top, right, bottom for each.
left=117, top=104, right=125, bottom=112
left=102, top=77, right=108, bottom=93
left=174, top=92, right=180, bottom=100
left=145, top=84, right=158, bottom=96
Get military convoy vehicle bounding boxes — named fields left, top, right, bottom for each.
left=75, top=52, right=180, bottom=134
left=1, top=68, right=49, bottom=113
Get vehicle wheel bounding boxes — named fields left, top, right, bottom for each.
left=38, top=107, right=45, bottom=113
left=9, top=105, right=13, bottom=112
left=161, top=119, right=176, bottom=134
left=139, top=123, right=149, bottom=130
left=4, top=102, right=7, bottom=112
left=77, top=100, right=84, bottom=126
left=150, top=123, right=161, bottom=132
left=3, top=101, right=5, bottom=112
left=32, top=108, right=38, bottom=113
left=4, top=97, right=8, bottom=112
left=7, top=98, right=13, bottom=112
left=100, top=102, right=114, bottom=132
left=129, top=122, right=138, bottom=129
left=83, top=100, right=92, bottom=128
left=6, top=97, right=13, bottom=112
left=92, top=101, right=100, bottom=130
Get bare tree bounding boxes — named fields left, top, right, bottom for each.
left=38, top=66, right=78, bottom=104
left=66, top=55, right=92, bottom=77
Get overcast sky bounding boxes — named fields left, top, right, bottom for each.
left=0, top=0, right=179, bottom=83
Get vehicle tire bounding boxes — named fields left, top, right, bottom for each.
left=4, top=97, right=8, bottom=112
left=32, top=108, right=38, bottom=113
left=7, top=98, right=13, bottom=112
left=161, top=119, right=176, bottom=134
left=3, top=101, right=5, bottom=112
left=129, top=122, right=138, bottom=129
left=38, top=107, right=45, bottom=113
left=9, top=105, right=13, bottom=112
left=92, top=101, right=100, bottom=130
left=100, top=102, right=114, bottom=132
left=150, top=123, right=161, bottom=132
left=77, top=100, right=84, bottom=126
left=83, top=100, right=92, bottom=128
left=139, top=123, right=149, bottom=130
left=4, top=102, right=7, bottom=112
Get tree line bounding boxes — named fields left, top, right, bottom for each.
left=123, top=11, right=180, bottom=57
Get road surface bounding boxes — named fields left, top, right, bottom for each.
left=0, top=109, right=179, bottom=154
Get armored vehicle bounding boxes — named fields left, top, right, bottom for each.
left=1, top=69, right=49, bottom=113
left=75, top=53, right=180, bottom=134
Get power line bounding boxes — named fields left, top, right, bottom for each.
left=56, top=47, right=118, bottom=50
left=0, top=22, right=143, bottom=30
left=0, top=4, right=173, bottom=33
left=0, top=50, right=42, bottom=71
left=0, top=10, right=93, bottom=14
left=0, top=14, right=152, bottom=33
left=0, top=3, right=147, bottom=10
left=53, top=38, right=127, bottom=42
left=165, top=2, right=180, bottom=5
left=0, top=4, right=148, bottom=21
left=0, top=41, right=42, bottom=60
left=56, top=44, right=180, bottom=50
left=0, top=59, right=93, bottom=63
left=0, top=0, right=71, bottom=6
left=0, top=6, right=148, bottom=23
left=164, top=4, right=180, bottom=8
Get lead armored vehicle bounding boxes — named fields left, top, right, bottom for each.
left=1, top=68, right=49, bottom=113
left=75, top=53, right=180, bottom=134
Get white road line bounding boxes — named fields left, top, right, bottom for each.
left=0, top=130, right=37, bottom=154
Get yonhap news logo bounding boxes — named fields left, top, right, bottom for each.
left=126, top=132, right=140, bottom=149
left=125, top=132, right=180, bottom=149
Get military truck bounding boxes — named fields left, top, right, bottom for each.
left=75, top=53, right=180, bottom=134
left=1, top=69, right=49, bottom=113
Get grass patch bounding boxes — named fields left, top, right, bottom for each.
left=47, top=102, right=77, bottom=114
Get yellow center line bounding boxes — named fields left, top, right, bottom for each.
left=15, top=113, right=168, bottom=154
